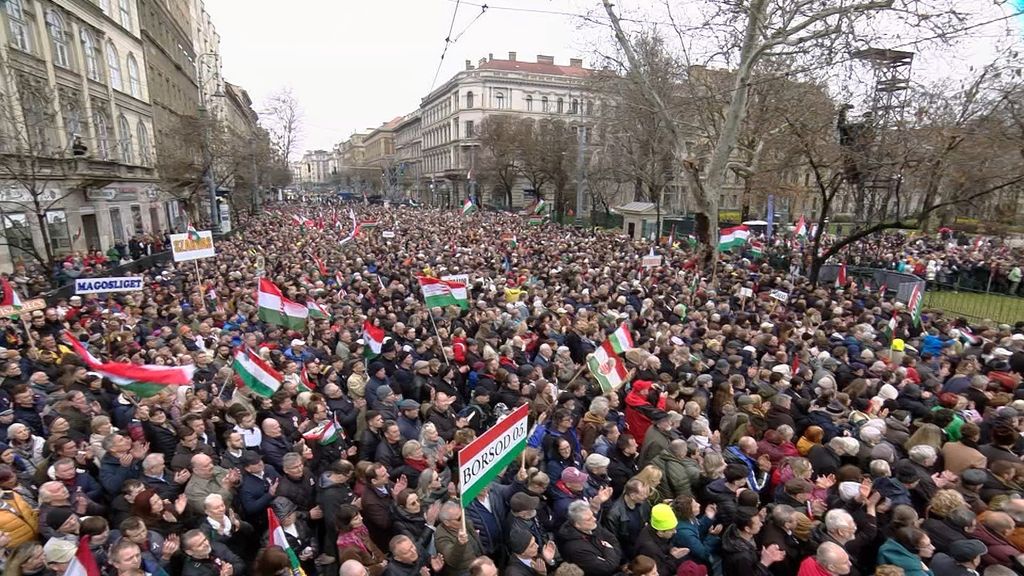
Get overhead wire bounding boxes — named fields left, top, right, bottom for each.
left=430, top=0, right=464, bottom=90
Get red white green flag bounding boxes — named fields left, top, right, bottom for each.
left=907, top=284, right=923, bottom=327
left=232, top=347, right=283, bottom=398
left=606, top=323, right=634, bottom=354
left=268, top=509, right=307, bottom=576
left=64, top=331, right=194, bottom=397
left=257, top=278, right=309, bottom=331
left=417, top=276, right=459, bottom=308
left=588, top=339, right=629, bottom=393
left=362, top=320, right=385, bottom=358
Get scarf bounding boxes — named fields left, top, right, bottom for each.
left=336, top=524, right=371, bottom=556
left=404, top=457, right=428, bottom=472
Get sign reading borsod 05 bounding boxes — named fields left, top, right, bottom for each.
left=74, top=277, right=145, bottom=295
left=170, top=230, right=217, bottom=262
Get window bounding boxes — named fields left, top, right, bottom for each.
left=495, top=92, right=504, bottom=109
left=130, top=205, right=143, bottom=234
left=136, top=121, right=149, bottom=165
left=571, top=99, right=579, bottom=114
left=45, top=210, right=70, bottom=254
left=465, top=91, right=474, bottom=108
left=541, top=97, right=549, bottom=112
left=118, top=114, right=132, bottom=163
left=106, top=43, right=122, bottom=90
left=3, top=213, right=34, bottom=262
left=46, top=11, right=70, bottom=68
left=109, top=207, right=125, bottom=242
left=20, top=88, right=51, bottom=151
left=557, top=98, right=564, bottom=114
left=5, top=0, right=31, bottom=52
left=465, top=120, right=474, bottom=137
left=63, top=103, right=80, bottom=146
left=586, top=100, right=593, bottom=116
left=80, top=30, right=101, bottom=80
left=93, top=110, right=109, bottom=159
left=118, top=0, right=131, bottom=30
left=126, top=54, right=141, bottom=97
left=526, top=95, right=533, bottom=112
left=99, top=0, right=110, bottom=13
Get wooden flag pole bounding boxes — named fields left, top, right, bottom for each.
left=428, top=311, right=450, bottom=365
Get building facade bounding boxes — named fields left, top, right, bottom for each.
left=0, top=0, right=165, bottom=274
left=418, top=53, right=593, bottom=208
left=394, top=111, right=421, bottom=199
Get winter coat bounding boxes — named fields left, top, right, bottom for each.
left=603, top=496, right=650, bottom=559
left=634, top=525, right=682, bottom=576
left=876, top=538, right=933, bottom=576
left=0, top=490, right=38, bottom=546
left=555, top=522, right=622, bottom=576
left=651, top=451, right=698, bottom=499
left=434, top=521, right=484, bottom=576
left=720, top=526, right=770, bottom=576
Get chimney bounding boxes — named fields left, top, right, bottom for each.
left=479, top=57, right=487, bottom=67
left=508, top=51, right=516, bottom=61
left=536, top=55, right=554, bottom=65
left=465, top=60, right=473, bottom=70
left=488, top=53, right=493, bottom=61
left=569, top=58, right=583, bottom=68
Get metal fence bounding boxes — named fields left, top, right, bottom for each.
left=922, top=286, right=1024, bottom=325
left=41, top=251, right=175, bottom=303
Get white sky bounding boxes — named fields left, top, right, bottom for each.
left=205, top=0, right=1024, bottom=156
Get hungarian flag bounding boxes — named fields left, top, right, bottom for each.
left=417, top=276, right=458, bottom=308
left=303, top=420, right=340, bottom=446
left=606, top=323, right=634, bottom=354
left=879, top=283, right=888, bottom=296
left=66, top=536, right=101, bottom=576
left=0, top=277, right=22, bottom=310
left=257, top=278, right=308, bottom=331
left=268, top=509, right=307, bottom=576
left=298, top=366, right=316, bottom=393
left=306, top=301, right=330, bottom=320
left=232, top=347, right=283, bottom=398
left=794, top=216, right=807, bottom=239
left=312, top=254, right=327, bottom=277
left=749, top=240, right=764, bottom=260
left=533, top=198, right=547, bottom=215
left=64, top=332, right=194, bottom=397
left=907, top=284, right=923, bottom=327
left=462, top=197, right=477, bottom=216
left=527, top=216, right=545, bottom=226
left=885, top=311, right=899, bottom=339
left=791, top=354, right=800, bottom=376
left=835, top=263, right=848, bottom=288
left=442, top=279, right=469, bottom=310
left=718, top=225, right=750, bottom=251
left=186, top=224, right=201, bottom=241
left=362, top=320, right=384, bottom=358
left=667, top=225, right=676, bottom=248
left=587, top=340, right=628, bottom=393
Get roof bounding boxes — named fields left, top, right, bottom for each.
left=614, top=201, right=658, bottom=214
left=476, top=59, right=592, bottom=78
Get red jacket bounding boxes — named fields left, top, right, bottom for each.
left=797, top=557, right=831, bottom=576
left=452, top=337, right=467, bottom=365
left=624, top=380, right=665, bottom=445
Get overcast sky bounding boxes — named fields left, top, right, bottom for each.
left=206, top=0, right=1023, bottom=156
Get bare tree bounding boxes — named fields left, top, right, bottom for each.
left=476, top=115, right=521, bottom=207
left=261, top=88, right=302, bottom=164
left=0, top=63, right=79, bottom=269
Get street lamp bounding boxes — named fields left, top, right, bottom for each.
left=196, top=52, right=224, bottom=235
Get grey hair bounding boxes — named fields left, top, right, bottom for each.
left=141, top=453, right=164, bottom=472
left=691, top=421, right=709, bottom=436
left=281, top=452, right=303, bottom=468
left=203, top=493, right=224, bottom=508
left=772, top=395, right=791, bottom=407
left=908, top=444, right=937, bottom=465
left=668, top=439, right=688, bottom=458
left=859, top=426, right=882, bottom=444
left=771, top=504, right=796, bottom=526
left=817, top=542, right=847, bottom=569
left=402, top=440, right=423, bottom=458
left=824, top=509, right=855, bottom=534
left=567, top=500, right=591, bottom=526
left=777, top=425, right=794, bottom=441
left=829, top=437, right=860, bottom=455
left=869, top=459, right=891, bottom=478
left=439, top=501, right=462, bottom=522
left=340, top=559, right=370, bottom=576
left=589, top=397, right=610, bottom=416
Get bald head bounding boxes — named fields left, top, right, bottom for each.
left=262, top=418, right=281, bottom=437
left=817, top=541, right=851, bottom=575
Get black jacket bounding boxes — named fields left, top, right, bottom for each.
left=634, top=525, right=681, bottom=576
left=720, top=526, right=770, bottom=576
left=555, top=522, right=622, bottom=576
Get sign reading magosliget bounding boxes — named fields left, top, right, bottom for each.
left=170, top=230, right=216, bottom=262
left=75, top=277, right=144, bottom=294
left=458, top=403, right=529, bottom=506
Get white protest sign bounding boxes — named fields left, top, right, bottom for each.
left=770, top=289, right=790, bottom=302
left=170, top=230, right=216, bottom=262
left=642, top=255, right=663, bottom=268
left=739, top=287, right=754, bottom=298
left=75, top=277, right=144, bottom=294
left=382, top=231, right=395, bottom=239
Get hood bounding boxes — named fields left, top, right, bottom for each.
left=625, top=381, right=654, bottom=407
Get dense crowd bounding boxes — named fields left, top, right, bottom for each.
left=0, top=203, right=1023, bottom=576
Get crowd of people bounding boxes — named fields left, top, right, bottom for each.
left=0, top=202, right=1023, bottom=576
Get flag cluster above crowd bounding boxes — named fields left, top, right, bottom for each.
left=0, top=201, right=1021, bottom=576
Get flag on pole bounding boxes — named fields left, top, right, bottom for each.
left=65, top=536, right=101, bottom=576
left=879, top=283, right=888, bottom=296
left=0, top=277, right=23, bottom=310
left=885, top=311, right=899, bottom=339
left=587, top=340, right=629, bottom=393
left=442, top=278, right=469, bottom=310
left=749, top=240, right=764, bottom=260
left=794, top=216, right=807, bottom=239
left=458, top=403, right=529, bottom=506
left=717, top=225, right=750, bottom=251
left=257, top=278, right=309, bottom=331
left=362, top=321, right=385, bottom=358
left=268, top=509, right=307, bottom=576
left=64, top=332, right=194, bottom=397
left=186, top=223, right=201, bottom=241
left=462, top=197, right=477, bottom=216
left=298, top=366, right=316, bottom=393
left=606, top=323, right=634, bottom=354
left=302, top=420, right=340, bottom=446
left=667, top=225, right=676, bottom=248
left=417, top=276, right=459, bottom=308
left=532, top=198, right=547, bottom=215
left=835, top=263, right=848, bottom=288
left=907, top=284, right=923, bottom=327
left=232, top=347, right=283, bottom=398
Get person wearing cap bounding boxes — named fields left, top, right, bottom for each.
left=397, top=399, right=423, bottom=441
left=237, top=450, right=279, bottom=533
left=929, top=538, right=985, bottom=576
left=507, top=491, right=547, bottom=553
left=505, top=525, right=557, bottom=576
left=550, top=466, right=612, bottom=528
left=583, top=453, right=612, bottom=496
left=639, top=411, right=675, bottom=468
left=634, top=503, right=688, bottom=576
left=269, top=496, right=318, bottom=576
left=42, top=538, right=77, bottom=575
left=365, top=363, right=392, bottom=411
left=284, top=339, right=314, bottom=363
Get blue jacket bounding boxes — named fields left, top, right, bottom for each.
left=877, top=538, right=934, bottom=576
left=466, top=489, right=508, bottom=555
left=239, top=467, right=280, bottom=526
left=672, top=516, right=720, bottom=565
left=99, top=453, right=142, bottom=497
left=921, top=335, right=952, bottom=357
